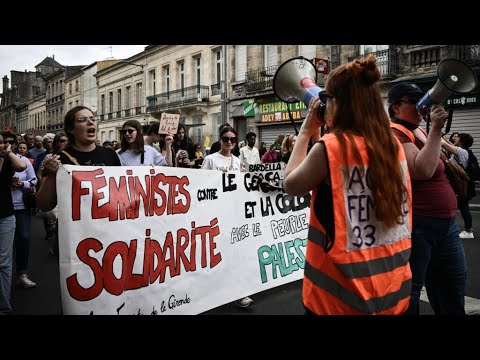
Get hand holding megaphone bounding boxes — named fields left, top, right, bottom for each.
left=428, top=104, right=449, bottom=133
left=416, top=58, right=477, bottom=116
left=273, top=57, right=328, bottom=128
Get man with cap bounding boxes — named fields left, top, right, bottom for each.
left=388, top=82, right=467, bottom=315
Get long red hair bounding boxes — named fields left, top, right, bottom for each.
left=325, top=55, right=407, bottom=227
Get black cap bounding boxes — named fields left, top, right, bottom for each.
left=388, top=82, right=424, bottom=103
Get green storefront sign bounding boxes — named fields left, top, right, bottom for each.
left=442, top=92, right=480, bottom=108
left=243, top=100, right=256, bottom=117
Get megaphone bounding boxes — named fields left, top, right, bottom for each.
left=416, top=58, right=477, bottom=116
left=273, top=56, right=323, bottom=108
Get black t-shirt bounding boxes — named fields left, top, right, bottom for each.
left=59, top=145, right=121, bottom=166
left=0, top=157, right=14, bottom=219
left=172, top=141, right=196, bottom=168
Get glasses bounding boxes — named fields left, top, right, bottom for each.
left=318, top=91, right=333, bottom=105
left=221, top=136, right=237, bottom=143
left=77, top=116, right=97, bottom=123
left=398, top=98, right=418, bottom=105
left=121, top=129, right=136, bottom=135
left=5, top=140, right=15, bottom=145
left=59, top=139, right=68, bottom=143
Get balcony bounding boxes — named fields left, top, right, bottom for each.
left=411, top=47, right=441, bottom=67
left=454, top=45, right=480, bottom=66
left=211, top=82, right=224, bottom=96
left=146, top=85, right=209, bottom=113
left=348, top=48, right=397, bottom=79
left=245, top=65, right=278, bottom=94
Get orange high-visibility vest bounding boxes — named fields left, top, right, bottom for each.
left=303, top=133, right=413, bottom=314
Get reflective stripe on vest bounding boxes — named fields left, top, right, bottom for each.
left=305, top=261, right=412, bottom=314
left=309, top=224, right=411, bottom=278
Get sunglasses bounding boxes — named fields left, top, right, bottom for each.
left=59, top=139, right=68, bottom=143
left=121, top=129, right=136, bottom=135
left=221, top=136, right=237, bottom=143
left=5, top=140, right=16, bottom=145
left=318, top=91, right=333, bottom=105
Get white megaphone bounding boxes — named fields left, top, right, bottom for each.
left=273, top=56, right=323, bottom=108
left=416, top=58, right=477, bottom=116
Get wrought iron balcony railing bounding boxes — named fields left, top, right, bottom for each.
left=245, top=65, right=278, bottom=94
left=454, top=45, right=480, bottom=65
left=146, top=85, right=209, bottom=112
left=348, top=48, right=397, bottom=78
left=411, top=46, right=441, bottom=67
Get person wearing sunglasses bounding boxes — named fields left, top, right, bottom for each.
left=117, top=120, right=169, bottom=166
left=389, top=82, right=467, bottom=315
left=0, top=132, right=27, bottom=314
left=201, top=126, right=253, bottom=308
left=37, top=106, right=121, bottom=213
left=283, top=55, right=413, bottom=315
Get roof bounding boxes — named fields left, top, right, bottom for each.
left=35, top=56, right=64, bottom=68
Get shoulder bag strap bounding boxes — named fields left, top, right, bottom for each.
left=62, top=150, right=81, bottom=166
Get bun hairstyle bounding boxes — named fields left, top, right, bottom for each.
left=344, top=54, right=380, bottom=86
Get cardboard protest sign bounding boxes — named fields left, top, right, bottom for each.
left=159, top=113, right=180, bottom=135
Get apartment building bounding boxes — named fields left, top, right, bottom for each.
left=27, top=93, right=46, bottom=135
left=97, top=45, right=226, bottom=148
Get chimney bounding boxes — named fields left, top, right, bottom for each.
left=2, top=76, right=9, bottom=93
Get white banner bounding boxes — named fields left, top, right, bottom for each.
left=57, top=163, right=310, bottom=315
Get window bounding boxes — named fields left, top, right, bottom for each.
left=194, top=56, right=201, bottom=93
left=264, top=45, right=278, bottom=68
left=109, top=92, right=113, bottom=113
left=164, top=66, right=170, bottom=99
left=75, top=80, right=79, bottom=92
left=69, top=83, right=72, bottom=95
left=150, top=70, right=156, bottom=96
left=126, top=86, right=131, bottom=109
left=117, top=89, right=122, bottom=111
left=101, top=94, right=105, bottom=114
left=136, top=83, right=142, bottom=107
left=330, top=45, right=341, bottom=71
left=360, top=45, right=389, bottom=55
left=235, top=45, right=246, bottom=82
left=215, top=49, right=223, bottom=83
left=192, top=115, right=203, bottom=145
left=299, top=45, right=316, bottom=60
left=178, top=61, right=185, bottom=97
left=212, top=112, right=223, bottom=138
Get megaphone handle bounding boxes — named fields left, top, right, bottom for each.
left=444, top=108, right=454, bottom=135
left=287, top=107, right=299, bottom=135
left=425, top=113, right=430, bottom=134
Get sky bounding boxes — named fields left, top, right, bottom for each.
left=0, top=45, right=148, bottom=92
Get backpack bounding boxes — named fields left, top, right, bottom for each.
left=466, top=149, right=480, bottom=181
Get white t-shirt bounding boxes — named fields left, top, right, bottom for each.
left=201, top=152, right=241, bottom=172
left=117, top=145, right=167, bottom=166
left=239, top=146, right=261, bottom=167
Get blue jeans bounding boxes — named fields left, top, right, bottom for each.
left=0, top=215, right=16, bottom=315
left=14, top=209, right=32, bottom=274
left=458, top=200, right=473, bottom=231
left=407, top=215, right=467, bottom=315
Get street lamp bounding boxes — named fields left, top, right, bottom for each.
left=121, top=60, right=144, bottom=69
